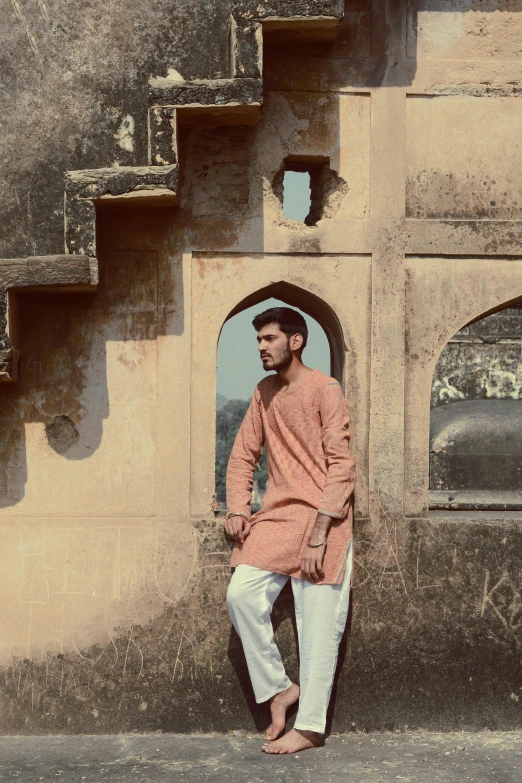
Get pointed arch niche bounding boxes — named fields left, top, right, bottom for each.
left=404, top=256, right=522, bottom=518
left=428, top=300, right=522, bottom=511
left=189, top=252, right=371, bottom=520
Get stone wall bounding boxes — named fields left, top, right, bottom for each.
left=2, top=0, right=522, bottom=734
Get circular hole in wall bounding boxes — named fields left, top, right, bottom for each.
left=45, top=415, right=80, bottom=455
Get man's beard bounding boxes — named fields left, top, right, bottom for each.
left=263, top=343, right=293, bottom=372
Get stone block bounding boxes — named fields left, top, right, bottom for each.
left=148, top=77, right=263, bottom=126
left=230, top=17, right=263, bottom=79
left=240, top=0, right=344, bottom=16
left=148, top=107, right=178, bottom=166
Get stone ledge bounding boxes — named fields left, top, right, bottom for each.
left=0, top=254, right=98, bottom=290
left=147, top=79, right=263, bottom=159
left=237, top=0, right=344, bottom=21
left=148, top=78, right=263, bottom=109
left=65, top=165, right=179, bottom=199
left=429, top=490, right=522, bottom=512
left=0, top=254, right=98, bottom=382
left=65, top=165, right=178, bottom=256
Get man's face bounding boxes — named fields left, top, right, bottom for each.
left=257, top=322, right=298, bottom=371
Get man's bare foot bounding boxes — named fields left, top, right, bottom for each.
left=263, top=683, right=300, bottom=741
left=262, top=728, right=322, bottom=754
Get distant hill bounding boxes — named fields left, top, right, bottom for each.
left=216, top=394, right=228, bottom=410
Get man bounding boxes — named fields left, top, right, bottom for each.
left=224, top=306, right=356, bottom=754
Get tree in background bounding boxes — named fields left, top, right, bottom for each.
left=215, top=398, right=268, bottom=510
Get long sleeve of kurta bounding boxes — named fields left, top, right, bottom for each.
left=317, top=382, right=356, bottom=519
left=226, top=389, right=264, bottom=518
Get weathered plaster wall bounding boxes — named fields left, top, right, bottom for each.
left=2, top=0, right=522, bottom=734
left=406, top=96, right=522, bottom=219
left=0, top=0, right=231, bottom=258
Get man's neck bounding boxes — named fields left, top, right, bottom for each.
left=276, top=362, right=314, bottom=391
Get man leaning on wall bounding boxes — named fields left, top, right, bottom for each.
left=224, top=306, right=356, bottom=754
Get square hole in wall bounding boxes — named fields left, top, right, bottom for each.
left=274, top=156, right=331, bottom=226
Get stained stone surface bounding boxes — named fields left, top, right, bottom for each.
left=0, top=732, right=521, bottom=783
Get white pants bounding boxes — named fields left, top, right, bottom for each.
left=226, top=542, right=352, bottom=734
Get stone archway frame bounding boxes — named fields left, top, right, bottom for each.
left=189, top=251, right=371, bottom=520
left=404, top=256, right=522, bottom=517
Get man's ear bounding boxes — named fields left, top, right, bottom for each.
left=291, top=333, right=303, bottom=352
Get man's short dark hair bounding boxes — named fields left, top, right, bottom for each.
left=252, top=307, right=308, bottom=357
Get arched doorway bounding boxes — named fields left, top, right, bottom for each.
left=189, top=252, right=368, bottom=520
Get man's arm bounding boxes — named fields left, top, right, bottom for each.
left=224, top=388, right=265, bottom=543
left=301, top=382, right=356, bottom=581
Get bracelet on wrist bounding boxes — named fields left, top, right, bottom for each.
left=307, top=540, right=327, bottom=548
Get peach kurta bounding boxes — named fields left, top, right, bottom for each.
left=226, top=368, right=356, bottom=585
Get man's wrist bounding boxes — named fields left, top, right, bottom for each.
left=314, top=512, right=332, bottom=531
left=308, top=512, right=333, bottom=544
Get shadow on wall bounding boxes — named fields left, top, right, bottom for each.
left=0, top=205, right=182, bottom=508
left=264, top=1, right=419, bottom=92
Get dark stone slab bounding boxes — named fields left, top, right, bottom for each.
left=148, top=78, right=263, bottom=108
left=65, top=166, right=179, bottom=200
left=0, top=255, right=98, bottom=290
left=457, top=306, right=522, bottom=341
left=236, top=0, right=345, bottom=20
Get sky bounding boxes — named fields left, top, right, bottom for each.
left=217, top=171, right=326, bottom=401
left=282, top=171, right=311, bottom=221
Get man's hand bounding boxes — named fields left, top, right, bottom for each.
left=301, top=512, right=332, bottom=582
left=301, top=544, right=326, bottom=583
left=224, top=514, right=251, bottom=543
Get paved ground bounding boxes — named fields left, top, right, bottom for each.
left=0, top=731, right=521, bottom=782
